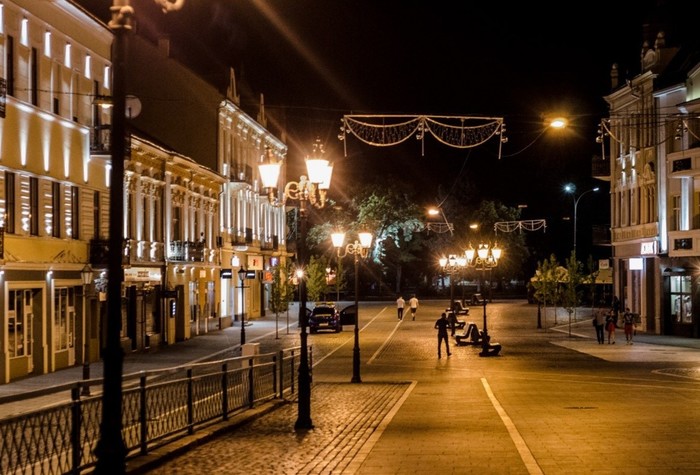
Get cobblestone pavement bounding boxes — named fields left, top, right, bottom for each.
left=147, top=382, right=410, bottom=475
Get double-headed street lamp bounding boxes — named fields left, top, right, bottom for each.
left=439, top=254, right=466, bottom=310
left=259, top=139, right=333, bottom=431
left=465, top=242, right=502, bottom=355
left=563, top=183, right=599, bottom=254
left=331, top=230, right=373, bottom=384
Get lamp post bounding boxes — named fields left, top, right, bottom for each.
left=97, top=2, right=186, bottom=470
left=81, top=264, right=94, bottom=397
left=332, top=230, right=373, bottom=384
left=439, top=254, right=467, bottom=310
left=259, top=139, right=333, bottom=431
left=238, top=267, right=247, bottom=345
left=465, top=242, right=502, bottom=354
left=564, top=184, right=599, bottom=254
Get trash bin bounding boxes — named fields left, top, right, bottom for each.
left=242, top=342, right=260, bottom=358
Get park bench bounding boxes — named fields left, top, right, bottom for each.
left=451, top=300, right=470, bottom=316
left=455, top=322, right=482, bottom=346
left=479, top=333, right=502, bottom=357
left=446, top=310, right=466, bottom=331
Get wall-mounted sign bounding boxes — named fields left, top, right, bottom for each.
left=598, top=259, right=609, bottom=270
left=124, top=267, right=161, bottom=282
left=220, top=269, right=232, bottom=279
left=629, top=258, right=643, bottom=270
left=247, top=255, right=263, bottom=270
left=641, top=241, right=658, bottom=255
left=263, top=271, right=273, bottom=284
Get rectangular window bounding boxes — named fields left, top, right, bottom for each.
left=5, top=172, right=15, bottom=234
left=173, top=206, right=181, bottom=241
left=71, top=186, right=79, bottom=239
left=30, top=47, right=38, bottom=106
left=54, top=287, right=75, bottom=351
left=29, top=177, right=38, bottom=236
left=8, top=290, right=25, bottom=357
left=672, top=195, right=681, bottom=232
left=8, top=289, right=34, bottom=359
left=52, top=181, right=61, bottom=238
left=670, top=275, right=693, bottom=324
left=93, top=190, right=100, bottom=239
left=6, top=35, right=14, bottom=96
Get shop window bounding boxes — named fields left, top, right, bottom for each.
left=669, top=275, right=692, bottom=324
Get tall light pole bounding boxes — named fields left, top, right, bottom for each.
left=238, top=267, right=247, bottom=345
left=465, top=242, right=502, bottom=355
left=81, top=264, right=94, bottom=397
left=332, top=230, right=373, bottom=384
left=564, top=184, right=599, bottom=254
left=97, top=2, right=186, bottom=471
left=259, top=140, right=333, bottom=431
left=439, top=254, right=466, bottom=311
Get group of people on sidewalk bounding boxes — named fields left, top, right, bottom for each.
left=593, top=296, right=637, bottom=345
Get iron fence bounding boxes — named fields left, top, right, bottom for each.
left=0, top=346, right=307, bottom=474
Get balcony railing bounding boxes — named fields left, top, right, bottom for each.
left=169, top=240, right=205, bottom=262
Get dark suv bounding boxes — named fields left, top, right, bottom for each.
left=309, top=302, right=342, bottom=333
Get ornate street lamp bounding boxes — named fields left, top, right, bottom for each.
left=331, top=230, right=373, bottom=384
left=465, top=242, right=502, bottom=355
left=81, top=264, right=94, bottom=396
left=259, top=139, right=333, bottom=431
left=238, top=267, right=247, bottom=345
left=439, top=254, right=467, bottom=310
left=563, top=183, right=599, bottom=254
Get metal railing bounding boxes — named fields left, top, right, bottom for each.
left=0, top=346, right=308, bottom=474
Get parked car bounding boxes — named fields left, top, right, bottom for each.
left=339, top=304, right=357, bottom=326
left=309, top=302, right=343, bottom=333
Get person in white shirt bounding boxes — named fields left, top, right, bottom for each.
left=396, top=295, right=405, bottom=320
left=409, top=295, right=419, bottom=320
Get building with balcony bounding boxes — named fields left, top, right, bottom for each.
left=0, top=0, right=112, bottom=382
left=603, top=25, right=700, bottom=338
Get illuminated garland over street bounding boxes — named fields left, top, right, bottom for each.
left=339, top=114, right=507, bottom=157
left=494, top=220, right=547, bottom=234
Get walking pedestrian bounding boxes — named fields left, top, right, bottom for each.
left=396, top=295, right=405, bottom=320
left=605, top=311, right=616, bottom=344
left=594, top=308, right=606, bottom=344
left=409, top=294, right=419, bottom=320
left=623, top=307, right=635, bottom=344
left=434, top=312, right=451, bottom=358
left=612, top=296, right=621, bottom=328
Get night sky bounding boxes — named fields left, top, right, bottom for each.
left=75, top=0, right=687, bottom=261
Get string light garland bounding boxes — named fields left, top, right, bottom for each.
left=339, top=114, right=507, bottom=157
left=494, top=220, right=547, bottom=234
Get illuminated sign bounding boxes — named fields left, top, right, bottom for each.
left=640, top=241, right=657, bottom=255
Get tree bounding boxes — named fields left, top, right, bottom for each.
left=561, top=251, right=584, bottom=336
left=532, top=254, right=560, bottom=328
left=306, top=255, right=329, bottom=303
left=269, top=263, right=293, bottom=338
